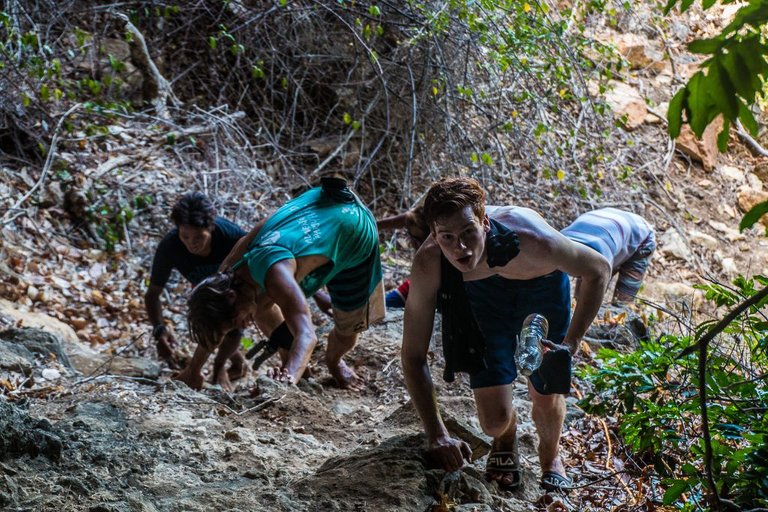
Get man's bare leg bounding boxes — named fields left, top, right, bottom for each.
left=474, top=384, right=520, bottom=488
left=528, top=381, right=567, bottom=477
left=325, top=328, right=362, bottom=390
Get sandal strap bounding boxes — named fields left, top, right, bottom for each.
left=486, top=451, right=520, bottom=473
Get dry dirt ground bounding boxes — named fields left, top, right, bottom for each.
left=0, top=306, right=596, bottom=512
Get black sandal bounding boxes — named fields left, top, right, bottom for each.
left=540, top=470, right=572, bottom=493
left=485, top=438, right=522, bottom=491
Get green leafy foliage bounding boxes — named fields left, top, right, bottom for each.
left=1, top=11, right=140, bottom=121
left=665, top=0, right=768, bottom=151
left=87, top=193, right=152, bottom=252
left=579, top=275, right=768, bottom=508
left=740, top=200, right=768, bottom=233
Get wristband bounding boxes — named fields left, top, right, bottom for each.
left=152, top=324, right=168, bottom=339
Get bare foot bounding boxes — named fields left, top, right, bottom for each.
left=173, top=367, right=204, bottom=390
left=328, top=360, right=364, bottom=391
left=266, top=366, right=294, bottom=384
left=227, top=353, right=248, bottom=382
left=214, top=370, right=234, bottom=392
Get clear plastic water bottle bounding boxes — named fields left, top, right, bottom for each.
left=516, top=313, right=548, bottom=376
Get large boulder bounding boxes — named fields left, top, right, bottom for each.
left=613, top=33, right=666, bottom=72
left=659, top=229, right=693, bottom=261
left=737, top=185, right=768, bottom=227
left=0, top=342, right=34, bottom=374
left=294, top=433, right=501, bottom=512
left=0, top=298, right=79, bottom=344
left=0, top=300, right=160, bottom=379
left=0, top=401, right=64, bottom=461
left=0, top=328, right=74, bottom=370
left=294, top=434, right=437, bottom=511
left=642, top=282, right=704, bottom=310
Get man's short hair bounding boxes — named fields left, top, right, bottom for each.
left=170, top=192, right=216, bottom=229
left=423, top=178, right=486, bottom=228
left=187, top=273, right=235, bottom=352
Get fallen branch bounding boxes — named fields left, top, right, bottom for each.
left=113, top=12, right=177, bottom=120
left=735, top=119, right=768, bottom=158
left=159, top=111, right=247, bottom=142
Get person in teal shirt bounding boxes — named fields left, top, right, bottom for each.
left=178, top=178, right=385, bottom=390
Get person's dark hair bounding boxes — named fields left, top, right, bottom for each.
left=187, top=272, right=235, bottom=351
left=423, top=178, right=486, bottom=228
left=170, top=192, right=216, bottom=229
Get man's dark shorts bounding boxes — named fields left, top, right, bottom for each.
left=464, top=270, right=570, bottom=389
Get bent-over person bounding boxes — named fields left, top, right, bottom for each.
left=182, top=177, right=385, bottom=390
left=561, top=207, right=655, bottom=304
left=144, top=192, right=247, bottom=390
left=376, top=205, right=429, bottom=308
left=401, top=178, right=611, bottom=492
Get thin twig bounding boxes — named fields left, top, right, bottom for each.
left=2, top=103, right=82, bottom=223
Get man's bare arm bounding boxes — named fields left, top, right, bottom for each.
left=263, top=259, right=317, bottom=384
left=144, top=284, right=165, bottom=327
left=401, top=251, right=442, bottom=438
left=377, top=212, right=409, bottom=232
left=219, top=217, right=268, bottom=272
left=402, top=242, right=472, bottom=470
left=549, top=233, right=611, bottom=352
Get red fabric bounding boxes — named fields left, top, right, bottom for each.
left=397, top=279, right=410, bottom=299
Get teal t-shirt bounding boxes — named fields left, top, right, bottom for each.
left=242, top=187, right=379, bottom=300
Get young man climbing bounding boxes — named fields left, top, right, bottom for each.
left=561, top=207, right=656, bottom=304
left=376, top=205, right=429, bottom=308
left=182, top=177, right=385, bottom=390
left=145, top=191, right=248, bottom=390
left=401, top=178, right=611, bottom=492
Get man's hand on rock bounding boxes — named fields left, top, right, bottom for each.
left=266, top=366, right=294, bottom=384
left=154, top=326, right=181, bottom=368
left=429, top=434, right=472, bottom=472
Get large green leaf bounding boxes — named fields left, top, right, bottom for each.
left=740, top=200, right=768, bottom=232
left=688, top=37, right=723, bottom=54
left=717, top=117, right=730, bottom=152
left=738, top=102, right=759, bottom=135
left=721, top=51, right=756, bottom=99
left=723, top=1, right=768, bottom=34
left=736, top=37, right=768, bottom=77
left=680, top=0, right=696, bottom=13
left=663, top=0, right=678, bottom=14
left=663, top=480, right=689, bottom=505
left=709, top=60, right=739, bottom=119
left=667, top=88, right=686, bottom=138
left=686, top=72, right=714, bottom=136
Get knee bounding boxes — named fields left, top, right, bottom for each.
left=531, top=392, right=564, bottom=417
left=479, top=407, right=516, bottom=438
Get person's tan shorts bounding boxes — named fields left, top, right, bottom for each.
left=332, top=280, right=385, bottom=336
